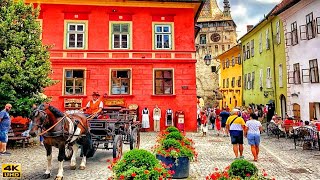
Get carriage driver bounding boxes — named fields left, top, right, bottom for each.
left=81, top=92, right=103, bottom=117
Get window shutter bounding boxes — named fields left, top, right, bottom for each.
left=299, top=25, right=307, bottom=40
left=259, top=69, right=263, bottom=88
left=252, top=72, right=255, bottom=89
left=285, top=32, right=292, bottom=46
left=302, top=69, right=310, bottom=83
left=287, top=71, right=295, bottom=84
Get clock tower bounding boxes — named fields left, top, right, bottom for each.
left=195, top=0, right=237, bottom=107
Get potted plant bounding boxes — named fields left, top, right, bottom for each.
left=109, top=149, right=173, bottom=180
left=206, top=159, right=275, bottom=180
left=152, top=126, right=197, bottom=179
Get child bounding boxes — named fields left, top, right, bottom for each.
left=200, top=111, right=208, bottom=136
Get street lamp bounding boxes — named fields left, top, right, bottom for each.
left=203, top=54, right=212, bottom=66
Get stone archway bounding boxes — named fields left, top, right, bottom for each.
left=280, top=94, right=287, bottom=118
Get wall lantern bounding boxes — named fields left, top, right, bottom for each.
left=203, top=54, right=212, bottom=66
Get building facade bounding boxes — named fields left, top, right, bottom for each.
left=240, top=14, right=287, bottom=117
left=217, top=45, right=242, bottom=109
left=277, top=0, right=320, bottom=121
left=195, top=0, right=237, bottom=106
left=27, top=0, right=203, bottom=131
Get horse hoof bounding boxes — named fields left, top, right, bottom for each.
left=79, top=166, right=85, bottom=170
left=54, top=176, right=63, bottom=180
left=41, top=173, right=50, bottom=179
left=70, top=166, right=76, bottom=170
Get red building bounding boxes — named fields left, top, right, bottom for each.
left=27, top=0, right=203, bottom=131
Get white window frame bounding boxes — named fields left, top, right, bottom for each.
left=66, top=23, right=86, bottom=49
left=111, top=23, right=130, bottom=49
left=259, top=69, right=263, bottom=88
left=279, top=64, right=283, bottom=87
left=154, top=24, right=172, bottom=49
left=247, top=73, right=251, bottom=90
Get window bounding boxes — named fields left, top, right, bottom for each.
left=200, top=34, right=206, bottom=44
left=232, top=56, right=235, bottom=66
left=251, top=72, right=255, bottom=89
left=155, top=24, right=172, bottom=49
left=222, top=45, right=225, bottom=52
left=246, top=42, right=250, bottom=59
left=244, top=74, right=247, bottom=90
left=259, top=69, right=263, bottom=88
left=231, top=77, right=235, bottom=88
left=226, top=59, right=230, bottom=68
left=111, top=69, right=131, bottom=95
left=226, top=78, right=229, bottom=88
left=266, top=29, right=270, bottom=50
left=242, top=45, right=246, bottom=61
left=66, top=23, right=85, bottom=49
left=259, top=33, right=262, bottom=53
left=291, top=22, right=298, bottom=45
left=276, top=21, right=281, bottom=44
left=228, top=44, right=231, bottom=49
left=215, top=45, right=219, bottom=55
left=309, top=59, right=319, bottom=83
left=223, top=79, right=225, bottom=88
left=238, top=53, right=241, bottom=65
left=279, top=64, right=283, bottom=87
left=112, top=23, right=130, bottom=49
left=293, top=63, right=301, bottom=84
left=251, top=40, right=254, bottom=57
left=222, top=61, right=226, bottom=69
left=266, top=67, right=272, bottom=88
left=64, top=69, right=85, bottom=95
left=306, top=12, right=315, bottom=40
left=154, top=70, right=173, bottom=95
left=247, top=73, right=251, bottom=90
left=237, top=76, right=241, bottom=87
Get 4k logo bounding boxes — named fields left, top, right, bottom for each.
left=2, top=164, right=21, bottom=178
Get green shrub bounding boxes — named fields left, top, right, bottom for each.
left=162, top=139, right=182, bottom=150
left=228, top=159, right=258, bottom=178
left=112, top=149, right=171, bottom=179
left=165, top=126, right=179, bottom=133
left=166, top=131, right=183, bottom=141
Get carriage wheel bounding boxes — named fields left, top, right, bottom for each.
left=130, top=127, right=140, bottom=150
left=113, top=135, right=123, bottom=159
left=64, top=144, right=73, bottom=161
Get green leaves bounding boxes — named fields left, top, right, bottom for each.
left=0, top=0, right=54, bottom=116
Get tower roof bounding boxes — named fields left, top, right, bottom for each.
left=197, top=0, right=232, bottom=22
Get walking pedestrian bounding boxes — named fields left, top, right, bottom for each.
left=226, top=109, right=246, bottom=159
left=219, top=108, right=230, bottom=137
left=208, top=109, right=216, bottom=130
left=200, top=111, right=208, bottom=137
left=0, top=104, right=12, bottom=156
left=245, top=113, right=262, bottom=161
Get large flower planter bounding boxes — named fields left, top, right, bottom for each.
left=156, top=154, right=190, bottom=179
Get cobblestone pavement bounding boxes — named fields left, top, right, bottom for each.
left=1, top=130, right=320, bottom=180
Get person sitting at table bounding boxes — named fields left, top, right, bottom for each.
left=283, top=117, right=294, bottom=126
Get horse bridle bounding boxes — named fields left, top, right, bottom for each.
left=32, top=109, right=49, bottom=129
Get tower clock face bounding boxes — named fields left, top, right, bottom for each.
left=211, top=33, right=221, bottom=42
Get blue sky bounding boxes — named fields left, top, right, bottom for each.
left=216, top=0, right=282, bottom=38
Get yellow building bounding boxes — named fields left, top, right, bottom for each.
left=218, top=45, right=242, bottom=109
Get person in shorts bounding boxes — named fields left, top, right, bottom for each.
left=219, top=108, right=230, bottom=137
left=0, top=104, right=12, bottom=156
left=245, top=113, right=262, bottom=161
left=226, top=109, right=246, bottom=159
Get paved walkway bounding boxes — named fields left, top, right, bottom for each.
left=1, top=130, right=320, bottom=179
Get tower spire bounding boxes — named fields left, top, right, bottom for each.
left=223, top=0, right=231, bottom=17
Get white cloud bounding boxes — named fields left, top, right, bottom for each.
left=255, top=0, right=282, bottom=4
left=231, top=4, right=247, bottom=17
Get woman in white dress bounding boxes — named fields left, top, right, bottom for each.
left=142, top=107, right=150, bottom=130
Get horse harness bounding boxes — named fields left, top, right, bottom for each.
left=35, top=109, right=88, bottom=143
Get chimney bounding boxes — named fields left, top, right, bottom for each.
left=247, top=25, right=254, bottom=32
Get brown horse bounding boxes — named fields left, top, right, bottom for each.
left=29, top=103, right=92, bottom=180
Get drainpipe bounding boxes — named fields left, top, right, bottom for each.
left=270, top=20, right=277, bottom=114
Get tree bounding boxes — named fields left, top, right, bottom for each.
left=0, top=0, right=55, bottom=116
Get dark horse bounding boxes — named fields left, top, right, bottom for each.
left=29, top=103, right=92, bottom=180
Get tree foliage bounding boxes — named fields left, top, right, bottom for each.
left=0, top=0, right=55, bottom=117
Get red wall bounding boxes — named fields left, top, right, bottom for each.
left=40, top=4, right=198, bottom=131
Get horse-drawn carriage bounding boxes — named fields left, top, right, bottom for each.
left=64, top=104, right=141, bottom=160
